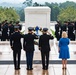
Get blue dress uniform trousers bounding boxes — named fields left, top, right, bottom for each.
left=26, top=51, right=34, bottom=69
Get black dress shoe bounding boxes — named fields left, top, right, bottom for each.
left=15, top=68, right=18, bottom=70
left=15, top=67, right=21, bottom=70
left=45, top=67, right=48, bottom=70
left=30, top=68, right=33, bottom=70
left=42, top=67, right=46, bottom=70
left=26, top=68, right=30, bottom=70
left=45, top=68, right=48, bottom=70
left=18, top=67, right=21, bottom=70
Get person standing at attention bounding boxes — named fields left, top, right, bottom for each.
left=58, top=31, right=70, bottom=69
left=39, top=28, right=54, bottom=70
left=10, top=26, right=23, bottom=70
left=23, top=27, right=38, bottom=70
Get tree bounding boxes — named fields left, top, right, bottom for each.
left=59, top=1, right=76, bottom=9
left=23, top=0, right=32, bottom=6
left=33, top=2, right=40, bottom=6
left=51, top=6, right=60, bottom=21
left=0, top=7, right=20, bottom=22
left=45, top=2, right=60, bottom=21
left=58, top=6, right=76, bottom=22
left=16, top=8, right=25, bottom=21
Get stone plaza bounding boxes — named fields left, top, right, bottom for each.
left=0, top=7, right=76, bottom=75
left=0, top=39, right=76, bottom=75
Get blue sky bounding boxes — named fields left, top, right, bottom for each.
left=0, top=0, right=76, bottom=4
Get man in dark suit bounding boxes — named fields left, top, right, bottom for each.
left=23, top=27, right=38, bottom=70
left=39, top=28, right=54, bottom=70
left=10, top=26, right=23, bottom=70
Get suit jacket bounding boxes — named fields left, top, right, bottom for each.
left=23, top=33, right=38, bottom=52
left=39, top=33, right=54, bottom=52
left=10, top=31, right=23, bottom=52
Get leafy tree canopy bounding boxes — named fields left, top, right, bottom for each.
left=0, top=7, right=20, bottom=22
left=58, top=6, right=76, bottom=22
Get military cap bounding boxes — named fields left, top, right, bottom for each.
left=28, top=27, right=33, bottom=31
left=43, top=28, right=48, bottom=32
left=14, top=26, right=19, bottom=29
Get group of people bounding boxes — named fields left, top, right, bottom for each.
left=55, top=21, right=76, bottom=41
left=10, top=26, right=54, bottom=70
left=0, top=20, right=71, bottom=70
left=0, top=20, right=22, bottom=41
left=9, top=24, right=70, bottom=71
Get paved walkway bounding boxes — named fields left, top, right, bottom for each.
left=0, top=40, right=76, bottom=75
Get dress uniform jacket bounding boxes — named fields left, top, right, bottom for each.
left=39, top=33, right=54, bottom=70
left=10, top=31, right=23, bottom=70
left=0, top=23, right=1, bottom=40
left=23, top=33, right=38, bottom=70
left=1, top=24, right=8, bottom=41
left=39, top=34, right=54, bottom=52
left=55, top=24, right=60, bottom=40
left=10, top=32, right=23, bottom=52
left=23, top=33, right=38, bottom=52
left=8, top=24, right=14, bottom=35
left=68, top=24, right=75, bottom=40
left=60, top=24, right=67, bottom=38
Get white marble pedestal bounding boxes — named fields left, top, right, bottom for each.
left=24, top=7, right=51, bottom=33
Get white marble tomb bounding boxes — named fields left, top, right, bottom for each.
left=24, top=7, right=51, bottom=33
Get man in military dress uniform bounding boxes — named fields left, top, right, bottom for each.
left=60, top=21, right=68, bottom=38
left=39, top=28, right=54, bottom=70
left=1, top=21, right=8, bottom=41
left=23, top=27, right=38, bottom=70
left=15, top=21, right=22, bottom=31
left=68, top=21, right=75, bottom=40
left=0, top=23, right=1, bottom=40
left=10, top=26, right=23, bottom=70
left=55, top=21, right=61, bottom=40
left=8, top=21, right=14, bottom=40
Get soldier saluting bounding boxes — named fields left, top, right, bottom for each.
left=39, top=28, right=54, bottom=70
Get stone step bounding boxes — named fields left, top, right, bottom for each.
left=0, top=60, right=76, bottom=65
